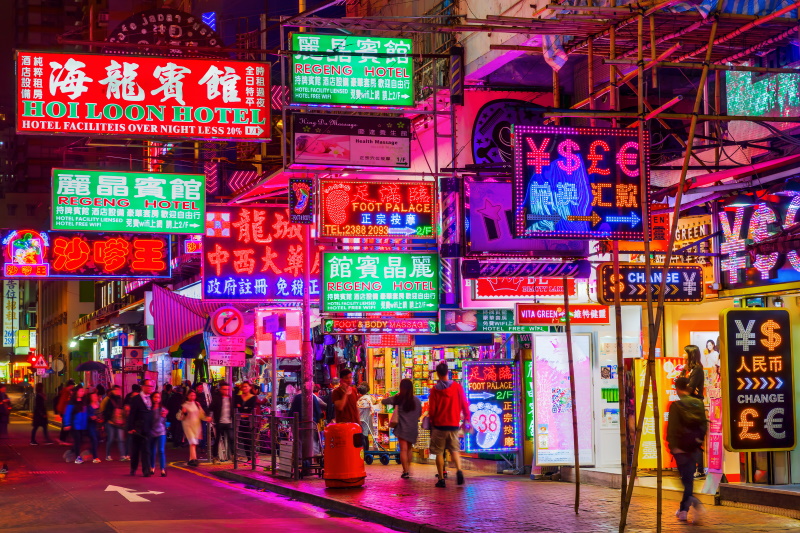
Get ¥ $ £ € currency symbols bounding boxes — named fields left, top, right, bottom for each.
left=761, top=319, right=781, bottom=351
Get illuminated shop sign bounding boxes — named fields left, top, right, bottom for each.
left=203, top=206, right=323, bottom=301
left=52, top=168, right=205, bottom=234
left=721, top=309, right=795, bottom=452
left=2, top=230, right=170, bottom=278
left=472, top=277, right=576, bottom=300
left=463, top=360, right=520, bottom=453
left=184, top=235, right=202, bottom=254
left=513, top=125, right=649, bottom=240
left=291, top=34, right=414, bottom=107
left=516, top=303, right=610, bottom=325
left=322, top=318, right=437, bottom=335
left=596, top=263, right=705, bottom=305
left=321, top=252, right=439, bottom=313
left=319, top=179, right=436, bottom=239
left=16, top=50, right=269, bottom=141
left=288, top=178, right=314, bottom=225
left=440, top=309, right=549, bottom=334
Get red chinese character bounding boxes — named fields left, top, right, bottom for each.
left=468, top=365, right=483, bottom=382
left=271, top=213, right=303, bottom=241
left=252, top=209, right=272, bottom=244
left=232, top=208, right=252, bottom=243
left=352, top=184, right=374, bottom=203
left=498, top=365, right=513, bottom=381
left=5, top=265, right=18, bottom=275
left=409, top=184, right=431, bottom=204
left=311, top=245, right=324, bottom=274
left=379, top=184, right=402, bottom=204
left=131, top=239, right=166, bottom=271
left=483, top=365, right=497, bottom=382
left=52, top=236, right=91, bottom=271
left=93, top=237, right=130, bottom=272
left=206, top=244, right=230, bottom=276
left=233, top=248, right=256, bottom=275
left=285, top=244, right=303, bottom=277
left=261, top=245, right=281, bottom=274
left=21, top=266, right=32, bottom=276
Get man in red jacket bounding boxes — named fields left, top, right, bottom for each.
left=428, top=362, right=471, bottom=488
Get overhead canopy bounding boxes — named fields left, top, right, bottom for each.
left=230, top=168, right=292, bottom=204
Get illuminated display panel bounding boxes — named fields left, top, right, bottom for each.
left=516, top=303, right=609, bottom=325
left=202, top=205, right=323, bottom=301
left=440, top=309, right=549, bottom=334
left=319, top=179, right=436, bottom=239
left=52, top=168, right=205, bottom=234
left=184, top=236, right=202, bottom=254
left=513, top=125, right=649, bottom=240
left=321, top=251, right=439, bottom=313
left=473, top=277, right=576, bottom=300
left=322, top=318, right=437, bottom=335
left=596, top=263, right=705, bottom=305
left=290, top=34, right=414, bottom=107
left=721, top=309, right=795, bottom=452
left=463, top=360, right=520, bottom=453
left=16, top=51, right=269, bottom=141
left=288, top=178, right=314, bottom=225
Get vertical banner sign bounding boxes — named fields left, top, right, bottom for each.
left=291, top=34, right=414, bottom=106
left=3, top=281, right=19, bottom=347
left=721, top=309, right=795, bottom=452
left=633, top=357, right=683, bottom=469
left=16, top=51, right=270, bottom=141
left=513, top=125, right=649, bottom=240
left=288, top=178, right=314, bottom=225
left=524, top=360, right=534, bottom=440
left=463, top=360, right=520, bottom=453
left=533, top=334, right=594, bottom=465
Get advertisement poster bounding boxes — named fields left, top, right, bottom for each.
left=692, top=330, right=723, bottom=472
left=473, top=277, right=576, bottom=300
left=513, top=125, right=649, bottom=241
left=463, top=360, right=520, bottom=453
left=633, top=357, right=683, bottom=469
left=440, top=309, right=549, bottom=334
left=16, top=51, right=269, bottom=141
left=52, top=168, right=205, bottom=234
left=293, top=114, right=411, bottom=168
left=3, top=281, right=18, bottom=347
left=533, top=334, right=594, bottom=465
left=288, top=178, right=314, bottom=225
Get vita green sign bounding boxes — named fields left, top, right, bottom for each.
left=322, top=252, right=439, bottom=312
left=52, top=169, right=205, bottom=234
left=291, top=34, right=414, bottom=107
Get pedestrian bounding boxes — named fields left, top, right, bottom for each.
left=331, top=369, right=360, bottom=424
left=166, top=386, right=185, bottom=448
left=56, top=380, right=75, bottom=444
left=324, top=378, right=339, bottom=423
left=30, top=383, right=53, bottom=445
left=179, top=389, right=210, bottom=466
left=235, top=381, right=262, bottom=463
left=667, top=376, right=708, bottom=523
left=210, top=383, right=234, bottom=463
left=0, top=383, right=11, bottom=438
left=356, top=382, right=375, bottom=456
left=162, top=383, right=173, bottom=405
left=100, top=385, right=128, bottom=461
left=149, top=391, right=169, bottom=477
left=288, top=385, right=325, bottom=456
left=96, top=384, right=105, bottom=398
left=126, top=379, right=155, bottom=477
left=683, top=344, right=706, bottom=479
left=85, top=390, right=102, bottom=463
left=381, top=379, right=422, bottom=479
left=428, top=362, right=471, bottom=488
left=63, top=387, right=90, bottom=463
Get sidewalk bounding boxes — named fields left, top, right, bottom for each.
left=198, top=461, right=800, bottom=533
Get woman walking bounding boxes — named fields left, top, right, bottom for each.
left=101, top=385, right=128, bottom=461
left=150, top=391, right=169, bottom=476
left=86, top=390, right=102, bottom=463
left=234, top=381, right=261, bottom=463
left=30, top=383, right=53, bottom=445
left=180, top=389, right=210, bottom=466
left=381, top=378, right=422, bottom=479
left=63, top=387, right=90, bottom=463
left=683, top=344, right=707, bottom=479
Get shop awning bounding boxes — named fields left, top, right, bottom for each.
left=229, top=168, right=292, bottom=204
left=109, top=310, right=143, bottom=325
left=169, top=331, right=204, bottom=359
left=461, top=259, right=591, bottom=279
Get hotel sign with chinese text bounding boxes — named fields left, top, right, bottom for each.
left=513, top=125, right=648, bottom=240
left=320, top=179, right=435, bottom=239
left=721, top=309, right=795, bottom=452
left=52, top=169, right=205, bottom=234
left=203, top=205, right=322, bottom=301
left=323, top=318, right=437, bottom=335
left=16, top=50, right=269, bottom=141
left=463, top=361, right=520, bottom=453
left=291, top=34, right=414, bottom=107
left=321, top=252, right=439, bottom=313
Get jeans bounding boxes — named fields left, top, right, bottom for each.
left=214, top=423, right=233, bottom=460
left=150, top=434, right=167, bottom=471
left=71, top=428, right=86, bottom=458
left=31, top=422, right=50, bottom=443
left=87, top=424, right=99, bottom=459
left=106, top=423, right=126, bottom=458
left=675, top=451, right=700, bottom=512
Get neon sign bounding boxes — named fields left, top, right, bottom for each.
left=463, top=360, right=520, bottom=453
left=516, top=303, right=610, bottom=325
left=184, top=236, right=202, bottom=254
left=721, top=309, right=795, bottom=452
left=319, top=179, right=436, bottom=239
left=3, top=230, right=48, bottom=277
left=288, top=178, right=314, bottom=225
left=597, top=263, right=705, bottom=304
left=16, top=50, right=269, bottom=141
left=322, top=318, right=437, bottom=335
left=513, top=125, right=649, bottom=240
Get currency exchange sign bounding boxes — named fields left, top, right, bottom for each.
left=513, top=125, right=649, bottom=240
left=16, top=50, right=269, bottom=141
left=291, top=34, right=414, bottom=106
left=52, top=169, right=205, bottom=234
left=721, top=309, right=795, bottom=452
left=321, top=252, right=439, bottom=313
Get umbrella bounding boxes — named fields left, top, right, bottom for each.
left=170, top=330, right=205, bottom=359
left=75, top=361, right=108, bottom=372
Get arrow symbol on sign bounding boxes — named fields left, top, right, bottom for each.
left=760, top=377, right=769, bottom=389
left=567, top=212, right=602, bottom=226
left=469, top=392, right=494, bottom=400
left=767, top=377, right=776, bottom=389
left=628, top=284, right=638, bottom=295
left=670, top=284, right=679, bottom=295
left=529, top=214, right=562, bottom=222
left=745, top=377, right=753, bottom=389
left=752, top=377, right=760, bottom=390
left=737, top=378, right=745, bottom=390
left=637, top=284, right=645, bottom=295
left=388, top=227, right=417, bottom=236
left=776, top=377, right=784, bottom=389
left=105, top=485, right=163, bottom=503
left=606, top=211, right=641, bottom=227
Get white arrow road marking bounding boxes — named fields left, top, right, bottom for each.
left=105, top=484, right=164, bottom=503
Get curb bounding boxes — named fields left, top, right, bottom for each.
left=213, top=469, right=450, bottom=533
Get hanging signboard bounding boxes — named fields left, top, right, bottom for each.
left=3, top=280, right=19, bottom=347
left=513, top=125, right=649, bottom=240
left=207, top=351, right=246, bottom=367
left=16, top=50, right=269, bottom=141
left=463, top=360, right=520, bottom=453
left=52, top=169, right=205, bottom=234
left=254, top=308, right=303, bottom=358
left=203, top=205, right=323, bottom=301
left=292, top=113, right=411, bottom=168
left=721, top=309, right=795, bottom=452
left=288, top=178, right=314, bottom=225
left=184, top=235, right=202, bottom=254
left=440, top=309, right=550, bottom=334
left=122, top=346, right=144, bottom=372
left=321, top=251, right=439, bottom=313
left=207, top=336, right=246, bottom=352
left=364, top=334, right=413, bottom=347
left=596, top=263, right=705, bottom=305
left=290, top=34, right=414, bottom=107
left=472, top=277, right=576, bottom=300
left=516, top=303, right=610, bottom=325
left=319, top=179, right=436, bottom=239
left=323, top=318, right=437, bottom=335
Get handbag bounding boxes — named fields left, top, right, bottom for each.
left=176, top=409, right=186, bottom=421
left=421, top=415, right=431, bottom=430
left=389, top=408, right=399, bottom=429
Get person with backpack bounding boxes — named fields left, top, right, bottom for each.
left=667, top=376, right=709, bottom=523
left=428, top=362, right=471, bottom=488
left=63, top=387, right=91, bottom=463
left=56, top=380, right=75, bottom=444
left=30, top=383, right=53, bottom=445
left=101, top=385, right=128, bottom=461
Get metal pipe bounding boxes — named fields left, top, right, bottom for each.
left=563, top=277, right=580, bottom=514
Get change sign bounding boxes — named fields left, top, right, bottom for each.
left=597, top=263, right=704, bottom=305
left=721, top=309, right=795, bottom=452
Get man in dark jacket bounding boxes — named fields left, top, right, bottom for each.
left=166, top=386, right=185, bottom=448
left=126, top=379, right=155, bottom=477
left=209, top=383, right=233, bottom=462
left=667, top=377, right=708, bottom=523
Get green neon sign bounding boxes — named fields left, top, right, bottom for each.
left=52, top=169, right=205, bottom=234
left=291, top=34, right=414, bottom=107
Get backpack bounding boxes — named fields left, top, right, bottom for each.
left=675, top=398, right=707, bottom=452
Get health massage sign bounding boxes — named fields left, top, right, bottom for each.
left=463, top=361, right=520, bottom=453
left=52, top=169, right=205, bottom=234
left=513, top=125, right=649, bottom=240
left=16, top=51, right=269, bottom=140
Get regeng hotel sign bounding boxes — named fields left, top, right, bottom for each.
left=15, top=50, right=270, bottom=141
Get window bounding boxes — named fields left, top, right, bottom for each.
left=26, top=205, right=36, bottom=217
left=7, top=204, right=16, bottom=216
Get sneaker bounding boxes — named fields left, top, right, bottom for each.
left=92, top=458, right=101, bottom=464
left=691, top=500, right=706, bottom=524
left=675, top=510, right=688, bottom=521
left=435, top=479, right=446, bottom=488
left=121, top=456, right=130, bottom=461
left=74, top=457, right=84, bottom=464
left=105, top=456, right=113, bottom=461
left=401, top=472, right=410, bottom=479
left=694, top=472, right=706, bottom=479
left=456, top=470, right=465, bottom=486
left=43, top=441, right=54, bottom=445
left=30, top=442, right=38, bottom=446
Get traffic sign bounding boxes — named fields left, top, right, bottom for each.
left=597, top=263, right=704, bottom=305
left=122, top=347, right=143, bottom=372
left=210, top=307, right=244, bottom=336
left=208, top=336, right=246, bottom=352
left=33, top=355, right=48, bottom=369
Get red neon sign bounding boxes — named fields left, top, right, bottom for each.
left=516, top=303, right=610, bottom=325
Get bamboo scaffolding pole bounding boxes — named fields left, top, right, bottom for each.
left=719, top=25, right=798, bottom=64
left=650, top=15, right=658, bottom=87
left=609, top=0, right=618, bottom=128
left=553, top=69, right=561, bottom=126
left=588, top=0, right=597, bottom=127
left=619, top=19, right=706, bottom=59
left=628, top=95, right=683, bottom=126
left=605, top=59, right=800, bottom=75
left=714, top=70, right=721, bottom=167
left=562, top=277, right=580, bottom=514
